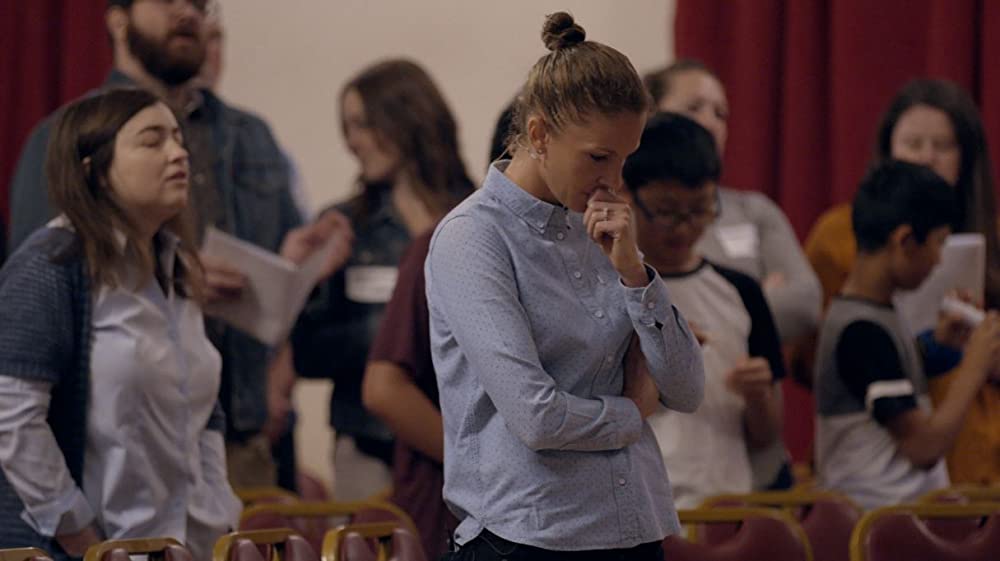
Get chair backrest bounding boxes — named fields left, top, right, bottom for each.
left=921, top=486, right=1000, bottom=504
left=240, top=500, right=418, bottom=555
left=214, top=528, right=319, bottom=561
left=83, top=538, right=191, bottom=561
left=386, top=529, right=425, bottom=561
left=850, top=503, right=1000, bottom=561
left=663, top=508, right=813, bottom=561
left=235, top=486, right=300, bottom=506
left=700, top=490, right=861, bottom=561
left=322, top=522, right=419, bottom=561
left=0, top=548, right=53, bottom=561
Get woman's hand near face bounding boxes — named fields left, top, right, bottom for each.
left=584, top=189, right=648, bottom=287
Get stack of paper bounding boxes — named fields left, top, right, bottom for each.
left=895, top=233, right=986, bottom=335
left=201, top=227, right=336, bottom=346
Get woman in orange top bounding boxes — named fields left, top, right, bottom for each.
left=805, top=78, right=1000, bottom=484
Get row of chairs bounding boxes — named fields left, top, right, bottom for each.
left=0, top=522, right=422, bottom=561
left=3, top=485, right=996, bottom=561
left=674, top=485, right=1000, bottom=561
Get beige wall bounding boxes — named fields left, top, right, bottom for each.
left=216, top=0, right=676, bottom=491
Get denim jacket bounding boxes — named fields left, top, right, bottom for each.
left=6, top=70, right=302, bottom=435
left=292, top=186, right=410, bottom=442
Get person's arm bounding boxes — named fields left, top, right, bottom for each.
left=0, top=377, right=100, bottom=554
left=584, top=190, right=704, bottom=414
left=748, top=193, right=822, bottom=342
left=262, top=343, right=296, bottom=444
left=362, top=234, right=443, bottom=462
left=7, top=120, right=55, bottom=254
left=886, top=314, right=1000, bottom=469
left=837, top=317, right=1000, bottom=470
left=428, top=216, right=644, bottom=452
left=363, top=362, right=444, bottom=462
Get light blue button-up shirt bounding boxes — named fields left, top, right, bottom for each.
left=425, top=163, right=704, bottom=551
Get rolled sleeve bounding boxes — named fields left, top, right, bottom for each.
left=0, top=376, right=94, bottom=537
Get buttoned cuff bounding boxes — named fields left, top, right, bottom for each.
left=620, top=265, right=672, bottom=329
left=598, top=395, right=643, bottom=448
left=21, top=486, right=95, bottom=537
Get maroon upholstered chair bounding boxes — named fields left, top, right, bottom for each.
left=82, top=538, right=192, bottom=561
left=214, top=528, right=319, bottom=561
left=662, top=508, right=813, bottom=561
left=239, top=500, right=417, bottom=555
left=323, top=522, right=425, bottom=561
left=850, top=503, right=1000, bottom=561
left=700, top=489, right=861, bottom=561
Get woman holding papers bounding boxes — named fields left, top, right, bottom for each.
left=0, top=89, right=240, bottom=560
left=805, top=78, right=1000, bottom=484
left=291, top=59, right=475, bottom=501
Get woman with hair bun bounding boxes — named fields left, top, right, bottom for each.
left=429, top=12, right=703, bottom=560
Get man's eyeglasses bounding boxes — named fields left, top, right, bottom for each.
left=633, top=190, right=721, bottom=228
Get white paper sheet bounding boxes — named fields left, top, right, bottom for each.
left=895, top=233, right=986, bottom=336
left=201, top=227, right=336, bottom=346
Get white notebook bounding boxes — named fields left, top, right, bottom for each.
left=895, top=233, right=986, bottom=335
left=201, top=227, right=334, bottom=345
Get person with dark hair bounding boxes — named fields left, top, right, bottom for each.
left=643, top=59, right=805, bottom=491
left=644, top=61, right=821, bottom=345
left=292, top=58, right=475, bottom=501
left=807, top=78, right=1000, bottom=307
left=0, top=89, right=242, bottom=561
left=6, top=0, right=352, bottom=492
left=814, top=160, right=1000, bottom=509
left=620, top=113, right=785, bottom=508
left=806, top=78, right=1000, bottom=484
left=429, top=13, right=702, bottom=561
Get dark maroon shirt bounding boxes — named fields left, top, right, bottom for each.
left=367, top=229, right=457, bottom=559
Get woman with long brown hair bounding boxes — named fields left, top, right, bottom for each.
left=806, top=78, right=1000, bottom=485
left=0, top=88, right=240, bottom=560
left=292, top=58, right=475, bottom=501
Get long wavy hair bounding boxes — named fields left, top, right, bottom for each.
left=340, top=58, right=474, bottom=222
left=871, top=79, right=1000, bottom=306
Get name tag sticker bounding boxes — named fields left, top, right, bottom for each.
left=716, top=223, right=759, bottom=259
left=345, top=266, right=399, bottom=304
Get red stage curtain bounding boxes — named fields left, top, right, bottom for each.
left=675, top=0, right=1000, bottom=465
left=675, top=0, right=1000, bottom=238
left=1, top=0, right=112, bottom=225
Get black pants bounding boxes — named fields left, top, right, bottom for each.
left=441, top=530, right=664, bottom=561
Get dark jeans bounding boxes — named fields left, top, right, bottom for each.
left=441, top=530, right=664, bottom=561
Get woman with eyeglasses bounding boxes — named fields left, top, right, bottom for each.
left=621, top=113, right=785, bottom=508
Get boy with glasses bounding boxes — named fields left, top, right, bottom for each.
left=621, top=113, right=786, bottom=507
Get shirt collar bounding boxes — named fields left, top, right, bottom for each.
left=484, top=161, right=562, bottom=233
left=49, top=214, right=182, bottom=285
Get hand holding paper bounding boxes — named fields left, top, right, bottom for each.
left=200, top=215, right=353, bottom=346
left=280, top=210, right=354, bottom=280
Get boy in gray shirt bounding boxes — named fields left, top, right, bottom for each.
left=815, top=160, right=1000, bottom=508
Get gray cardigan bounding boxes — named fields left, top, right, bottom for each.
left=0, top=227, right=223, bottom=557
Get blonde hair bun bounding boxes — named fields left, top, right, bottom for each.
left=542, top=12, right=586, bottom=51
